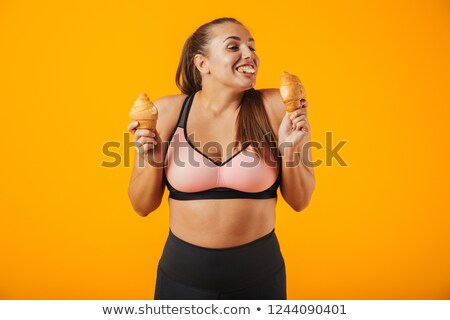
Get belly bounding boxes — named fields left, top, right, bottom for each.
left=168, top=198, right=277, bottom=248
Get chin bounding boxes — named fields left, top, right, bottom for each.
left=240, top=78, right=257, bottom=90
left=227, top=76, right=257, bottom=91
left=245, top=81, right=256, bottom=90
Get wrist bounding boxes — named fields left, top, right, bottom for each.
left=277, top=141, right=301, bottom=157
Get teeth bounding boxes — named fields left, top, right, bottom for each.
left=237, top=65, right=256, bottom=74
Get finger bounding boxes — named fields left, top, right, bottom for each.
left=128, top=121, right=139, bottom=133
left=135, top=140, right=157, bottom=155
left=135, top=142, right=151, bottom=155
left=135, top=129, right=155, bottom=138
left=135, top=129, right=150, bottom=137
left=301, top=125, right=310, bottom=134
left=290, top=108, right=307, bottom=120
left=300, top=121, right=311, bottom=133
left=142, top=143, right=155, bottom=153
left=137, top=137, right=158, bottom=146
left=133, top=134, right=142, bottom=143
left=134, top=138, right=151, bottom=149
left=291, top=115, right=307, bottom=125
left=293, top=120, right=306, bottom=130
left=303, top=122, right=311, bottom=133
left=144, top=140, right=160, bottom=152
left=298, top=108, right=307, bottom=116
left=150, top=129, right=160, bottom=139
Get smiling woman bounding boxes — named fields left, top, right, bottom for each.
left=127, top=17, right=315, bottom=300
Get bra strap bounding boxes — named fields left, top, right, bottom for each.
left=177, top=93, right=195, bottom=128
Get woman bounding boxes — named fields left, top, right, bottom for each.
left=127, top=17, right=315, bottom=299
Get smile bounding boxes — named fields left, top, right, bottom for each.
left=236, top=65, right=256, bottom=74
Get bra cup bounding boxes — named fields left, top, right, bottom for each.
left=165, top=128, right=280, bottom=194
left=221, top=149, right=279, bottom=192
left=165, top=129, right=218, bottom=192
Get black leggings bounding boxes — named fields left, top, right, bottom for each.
left=154, top=228, right=286, bottom=300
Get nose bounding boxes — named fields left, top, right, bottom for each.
left=242, top=46, right=255, bottom=60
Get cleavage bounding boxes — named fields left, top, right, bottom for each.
left=186, top=127, right=243, bottom=165
left=185, top=109, right=242, bottom=165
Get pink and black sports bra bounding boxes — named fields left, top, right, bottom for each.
left=163, top=93, right=281, bottom=201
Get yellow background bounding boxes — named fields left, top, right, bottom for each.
left=1, top=0, right=449, bottom=299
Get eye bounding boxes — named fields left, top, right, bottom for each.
left=227, top=45, right=256, bottom=52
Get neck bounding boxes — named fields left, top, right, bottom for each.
left=196, top=84, right=246, bottom=116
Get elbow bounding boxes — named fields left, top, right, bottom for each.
left=292, top=182, right=316, bottom=212
left=134, top=207, right=152, bottom=217
left=128, top=190, right=162, bottom=218
left=291, top=201, right=308, bottom=213
left=131, top=201, right=160, bottom=217
left=290, top=194, right=314, bottom=213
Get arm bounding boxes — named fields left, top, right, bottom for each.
left=261, top=88, right=315, bottom=212
left=127, top=94, right=186, bottom=217
left=128, top=145, right=164, bottom=217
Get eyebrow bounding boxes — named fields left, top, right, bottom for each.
left=223, top=36, right=255, bottom=43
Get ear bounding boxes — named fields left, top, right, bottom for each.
left=194, top=54, right=210, bottom=74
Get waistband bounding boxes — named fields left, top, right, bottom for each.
left=158, top=228, right=285, bottom=292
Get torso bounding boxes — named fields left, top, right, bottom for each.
left=168, top=198, right=277, bottom=248
left=162, top=90, right=281, bottom=248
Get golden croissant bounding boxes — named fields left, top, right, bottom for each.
left=279, top=71, right=306, bottom=116
left=129, top=92, right=158, bottom=130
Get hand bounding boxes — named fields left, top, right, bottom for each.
left=277, top=99, right=310, bottom=152
left=127, top=121, right=162, bottom=159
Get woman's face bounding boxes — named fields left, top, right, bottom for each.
left=201, top=22, right=260, bottom=90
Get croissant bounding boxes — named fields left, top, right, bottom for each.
left=279, top=71, right=306, bottom=116
left=129, top=92, right=158, bottom=130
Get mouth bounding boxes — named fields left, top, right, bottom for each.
left=236, top=65, right=256, bottom=74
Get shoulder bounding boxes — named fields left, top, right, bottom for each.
left=259, top=88, right=286, bottom=136
left=153, top=93, right=188, bottom=113
left=259, top=88, right=285, bottom=121
left=153, top=93, right=188, bottom=141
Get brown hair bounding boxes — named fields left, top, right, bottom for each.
left=175, top=17, right=279, bottom=162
